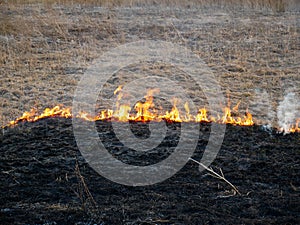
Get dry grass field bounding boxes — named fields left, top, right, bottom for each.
left=0, top=1, right=299, bottom=224
left=0, top=0, right=299, bottom=128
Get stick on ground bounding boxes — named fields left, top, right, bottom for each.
left=189, top=157, right=241, bottom=195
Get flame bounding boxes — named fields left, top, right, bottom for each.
left=133, top=88, right=160, bottom=122
left=9, top=105, right=72, bottom=126
left=4, top=86, right=299, bottom=133
left=283, top=119, right=300, bottom=133
left=232, top=101, right=241, bottom=112
left=113, top=85, right=123, bottom=95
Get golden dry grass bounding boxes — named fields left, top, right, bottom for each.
left=0, top=1, right=299, bottom=127
left=1, top=0, right=293, bottom=12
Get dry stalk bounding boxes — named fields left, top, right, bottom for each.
left=189, top=157, right=241, bottom=195
left=72, top=161, right=104, bottom=222
left=74, top=161, right=97, bottom=210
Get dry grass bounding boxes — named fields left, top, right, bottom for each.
left=0, top=1, right=299, bottom=127
left=1, top=0, right=296, bottom=11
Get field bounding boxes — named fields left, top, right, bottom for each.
left=1, top=0, right=300, bottom=127
left=0, top=1, right=299, bottom=224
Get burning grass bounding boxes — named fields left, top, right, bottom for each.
left=0, top=3, right=299, bottom=223
left=4, top=87, right=300, bottom=133
left=7, top=95, right=254, bottom=126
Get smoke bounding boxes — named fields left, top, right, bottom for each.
left=251, top=89, right=275, bottom=126
left=277, top=92, right=300, bottom=133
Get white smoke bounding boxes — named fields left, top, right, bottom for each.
left=277, top=92, right=300, bottom=133
left=250, top=89, right=275, bottom=126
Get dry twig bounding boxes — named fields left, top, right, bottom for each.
left=189, top=157, right=241, bottom=195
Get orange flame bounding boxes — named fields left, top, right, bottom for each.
left=5, top=86, right=299, bottom=133
left=9, top=106, right=72, bottom=126
left=285, top=119, right=300, bottom=133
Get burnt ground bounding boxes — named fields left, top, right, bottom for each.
left=0, top=118, right=299, bottom=224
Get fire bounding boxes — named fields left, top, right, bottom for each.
left=4, top=86, right=299, bottom=133
left=164, top=98, right=182, bottom=122
left=9, top=105, right=72, bottom=126
left=283, top=119, right=300, bottom=133
left=132, top=88, right=160, bottom=122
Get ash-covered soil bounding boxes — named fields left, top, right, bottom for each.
left=0, top=118, right=299, bottom=224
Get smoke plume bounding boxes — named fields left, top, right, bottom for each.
left=277, top=92, right=299, bottom=133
